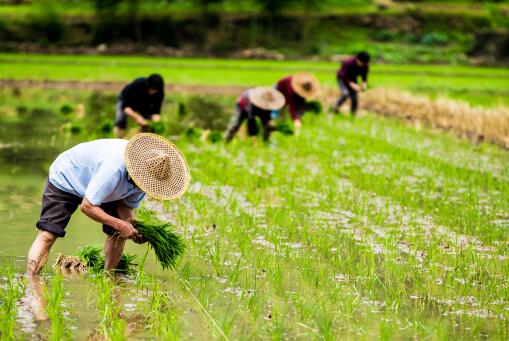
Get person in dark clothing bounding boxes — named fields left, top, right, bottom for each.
left=225, top=87, right=285, bottom=144
left=114, top=74, right=165, bottom=137
left=333, top=51, right=370, bottom=115
left=274, top=72, right=321, bottom=134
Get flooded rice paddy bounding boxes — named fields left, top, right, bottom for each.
left=0, top=87, right=508, bottom=339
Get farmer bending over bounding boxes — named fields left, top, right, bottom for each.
left=225, top=87, right=285, bottom=143
left=333, top=51, right=370, bottom=116
left=274, top=72, right=321, bottom=134
left=114, top=74, right=165, bottom=137
left=26, top=133, right=190, bottom=277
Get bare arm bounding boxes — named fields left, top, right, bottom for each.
left=81, top=197, right=143, bottom=243
left=151, top=114, right=161, bottom=122
left=124, top=107, right=148, bottom=126
left=348, top=82, right=362, bottom=91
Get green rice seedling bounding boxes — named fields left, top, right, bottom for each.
left=143, top=121, right=166, bottom=135
left=45, top=273, right=72, bottom=340
left=146, top=283, right=180, bottom=340
left=133, top=220, right=185, bottom=270
left=76, top=244, right=136, bottom=274
left=94, top=276, right=125, bottom=340
left=0, top=270, right=23, bottom=340
left=76, top=244, right=103, bottom=269
left=275, top=122, right=294, bottom=135
left=117, top=254, right=137, bottom=274
left=306, top=101, right=323, bottom=114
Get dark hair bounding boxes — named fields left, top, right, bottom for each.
left=147, top=74, right=164, bottom=91
left=356, top=51, right=371, bottom=63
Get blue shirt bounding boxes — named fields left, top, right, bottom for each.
left=49, top=139, right=145, bottom=208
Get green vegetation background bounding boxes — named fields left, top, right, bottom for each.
left=1, top=0, right=508, bottom=64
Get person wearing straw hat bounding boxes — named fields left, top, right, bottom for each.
left=26, top=133, right=190, bottom=276
left=274, top=72, right=321, bottom=133
left=225, top=87, right=286, bottom=143
left=114, top=74, right=165, bottom=138
left=333, top=51, right=370, bottom=116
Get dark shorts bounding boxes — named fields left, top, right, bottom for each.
left=36, top=181, right=121, bottom=237
left=114, top=100, right=128, bottom=129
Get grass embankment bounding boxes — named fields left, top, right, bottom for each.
left=2, top=1, right=506, bottom=17
left=2, top=1, right=508, bottom=63
left=3, top=108, right=509, bottom=338
left=1, top=54, right=509, bottom=106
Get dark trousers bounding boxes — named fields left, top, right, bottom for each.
left=37, top=180, right=122, bottom=238
left=225, top=105, right=273, bottom=142
left=335, top=79, right=358, bottom=115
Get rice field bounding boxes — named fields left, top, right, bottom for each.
left=1, top=105, right=509, bottom=339
left=0, top=54, right=508, bottom=339
left=1, top=53, right=509, bottom=106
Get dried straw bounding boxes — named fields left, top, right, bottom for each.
left=360, top=88, right=509, bottom=148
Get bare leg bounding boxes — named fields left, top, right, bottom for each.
left=27, top=231, right=57, bottom=276
left=26, top=275, right=49, bottom=321
left=104, top=234, right=126, bottom=270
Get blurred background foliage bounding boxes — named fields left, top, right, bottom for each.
left=0, top=0, right=507, bottom=63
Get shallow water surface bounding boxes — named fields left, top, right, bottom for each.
left=0, top=118, right=184, bottom=339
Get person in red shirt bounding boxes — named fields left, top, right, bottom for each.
left=333, top=51, right=370, bottom=116
left=274, top=72, right=321, bottom=133
left=225, top=87, right=285, bottom=143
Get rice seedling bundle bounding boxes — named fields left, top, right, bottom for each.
left=275, top=122, right=294, bottom=135
left=75, top=244, right=136, bottom=274
left=76, top=244, right=103, bottom=269
left=133, top=220, right=185, bottom=270
left=306, top=100, right=323, bottom=114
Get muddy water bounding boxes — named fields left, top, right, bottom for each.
left=0, top=111, right=187, bottom=339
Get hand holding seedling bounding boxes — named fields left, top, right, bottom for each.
left=116, top=220, right=144, bottom=244
left=124, top=107, right=148, bottom=126
left=349, top=82, right=362, bottom=92
left=136, top=116, right=148, bottom=126
left=80, top=197, right=144, bottom=244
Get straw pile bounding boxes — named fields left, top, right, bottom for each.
left=360, top=88, right=509, bottom=148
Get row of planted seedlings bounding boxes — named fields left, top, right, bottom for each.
left=2, top=90, right=509, bottom=338
left=161, top=112, right=509, bottom=339
left=298, top=115, right=509, bottom=337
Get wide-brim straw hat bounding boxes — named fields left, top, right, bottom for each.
left=248, top=86, right=286, bottom=111
left=125, top=133, right=191, bottom=201
left=290, top=72, right=321, bottom=100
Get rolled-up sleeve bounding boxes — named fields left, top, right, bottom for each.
left=84, top=165, right=121, bottom=206
left=123, top=191, right=145, bottom=208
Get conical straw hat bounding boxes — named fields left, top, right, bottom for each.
left=248, top=86, right=286, bottom=111
left=290, top=72, right=321, bottom=100
left=125, top=133, right=191, bottom=201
